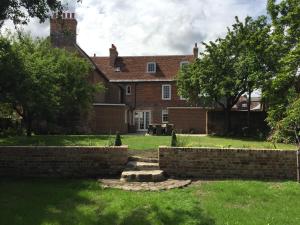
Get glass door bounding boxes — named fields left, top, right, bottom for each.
left=135, top=111, right=151, bottom=131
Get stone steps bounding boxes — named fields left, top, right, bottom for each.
left=120, top=170, right=166, bottom=182
left=120, top=155, right=165, bottom=182
left=128, top=156, right=158, bottom=163
left=125, top=161, right=159, bottom=171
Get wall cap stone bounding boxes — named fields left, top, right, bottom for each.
left=159, top=146, right=297, bottom=152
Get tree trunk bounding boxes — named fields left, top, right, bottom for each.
left=247, top=89, right=252, bottom=131
left=25, top=114, right=32, bottom=137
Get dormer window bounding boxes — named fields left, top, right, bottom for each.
left=180, top=61, right=189, bottom=68
left=147, top=62, right=156, bottom=73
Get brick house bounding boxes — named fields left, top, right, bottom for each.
left=50, top=12, right=208, bottom=134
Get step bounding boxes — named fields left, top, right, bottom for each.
left=120, top=170, right=166, bottom=182
left=128, top=156, right=158, bottom=163
left=126, top=161, right=159, bottom=171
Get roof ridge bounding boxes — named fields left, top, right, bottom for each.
left=91, top=54, right=193, bottom=58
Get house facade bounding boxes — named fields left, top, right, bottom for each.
left=50, top=12, right=209, bottom=134
left=91, top=47, right=197, bottom=132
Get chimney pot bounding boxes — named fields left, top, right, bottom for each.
left=94, top=53, right=96, bottom=57
left=193, top=42, right=198, bottom=59
left=109, top=44, right=118, bottom=67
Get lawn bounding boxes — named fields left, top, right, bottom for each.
left=0, top=135, right=297, bottom=150
left=0, top=179, right=299, bottom=225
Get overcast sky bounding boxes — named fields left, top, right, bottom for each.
left=2, top=0, right=268, bottom=57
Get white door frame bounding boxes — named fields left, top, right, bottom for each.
left=134, top=110, right=151, bottom=131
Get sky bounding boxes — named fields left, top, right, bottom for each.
left=2, top=0, right=268, bottom=57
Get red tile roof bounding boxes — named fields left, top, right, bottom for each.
left=91, top=55, right=194, bottom=82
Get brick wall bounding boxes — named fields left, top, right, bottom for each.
left=123, top=82, right=190, bottom=124
left=168, top=107, right=207, bottom=133
left=0, top=146, right=127, bottom=178
left=135, top=82, right=188, bottom=108
left=159, top=147, right=299, bottom=180
left=207, top=111, right=268, bottom=135
left=91, top=104, right=128, bottom=134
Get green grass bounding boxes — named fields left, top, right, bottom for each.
left=0, top=179, right=299, bottom=225
left=0, top=135, right=297, bottom=150
left=177, top=135, right=297, bottom=150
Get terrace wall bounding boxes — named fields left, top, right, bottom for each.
left=159, top=147, right=299, bottom=180
left=0, top=146, right=128, bottom=178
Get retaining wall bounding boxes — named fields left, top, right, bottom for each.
left=159, top=147, right=299, bottom=180
left=0, top=146, right=128, bottom=178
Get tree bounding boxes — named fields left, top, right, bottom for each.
left=171, top=130, right=177, bottom=147
left=0, top=33, right=102, bottom=136
left=0, top=0, right=63, bottom=28
left=114, top=132, right=122, bottom=146
left=265, top=0, right=300, bottom=142
left=177, top=16, right=271, bottom=134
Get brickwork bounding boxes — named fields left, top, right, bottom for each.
left=122, top=81, right=190, bottom=125
left=92, top=105, right=128, bottom=134
left=0, top=146, right=128, bottom=178
left=50, top=18, right=77, bottom=47
left=168, top=108, right=207, bottom=133
left=159, top=147, right=298, bottom=180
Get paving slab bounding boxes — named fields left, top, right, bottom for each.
left=99, top=179, right=192, bottom=191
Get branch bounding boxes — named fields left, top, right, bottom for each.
left=231, top=89, right=247, bottom=108
left=12, top=103, right=24, bottom=118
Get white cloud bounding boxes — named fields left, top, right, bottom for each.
left=1, top=0, right=267, bottom=56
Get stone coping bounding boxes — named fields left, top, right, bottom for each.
left=99, top=179, right=192, bottom=191
left=0, top=145, right=128, bottom=149
left=159, top=146, right=298, bottom=152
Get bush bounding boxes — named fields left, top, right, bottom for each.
left=171, top=130, right=177, bottom=147
left=114, top=132, right=122, bottom=146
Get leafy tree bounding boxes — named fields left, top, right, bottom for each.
left=265, top=0, right=300, bottom=142
left=0, top=0, right=63, bottom=28
left=0, top=33, right=102, bottom=136
left=0, top=35, right=24, bottom=101
left=177, top=16, right=271, bottom=134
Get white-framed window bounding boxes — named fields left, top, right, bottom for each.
left=126, top=85, right=131, bottom=95
left=162, top=84, right=171, bottom=100
left=162, top=109, right=168, bottom=123
left=114, top=67, right=121, bottom=72
left=180, top=61, right=189, bottom=68
left=147, top=62, right=156, bottom=73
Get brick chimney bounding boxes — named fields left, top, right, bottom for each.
left=50, top=12, right=77, bottom=48
left=109, top=44, right=118, bottom=67
left=193, top=43, right=198, bottom=59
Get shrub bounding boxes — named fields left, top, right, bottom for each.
left=171, top=130, right=177, bottom=147
left=114, top=132, right=122, bottom=146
